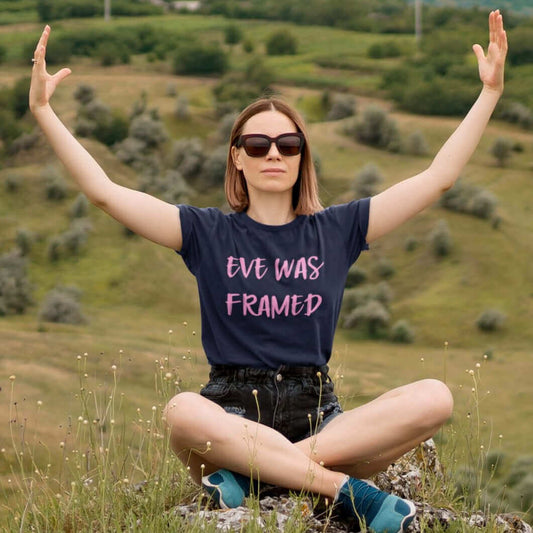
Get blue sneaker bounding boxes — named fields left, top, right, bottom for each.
left=202, top=469, right=252, bottom=509
left=335, top=477, right=416, bottom=533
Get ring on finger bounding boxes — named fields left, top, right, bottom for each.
left=32, top=58, right=38, bottom=63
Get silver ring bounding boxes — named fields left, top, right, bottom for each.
left=32, top=58, right=38, bottom=63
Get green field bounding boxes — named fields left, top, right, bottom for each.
left=1, top=12, right=533, bottom=528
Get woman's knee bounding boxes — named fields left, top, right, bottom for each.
left=415, top=379, right=454, bottom=428
left=163, top=392, right=208, bottom=437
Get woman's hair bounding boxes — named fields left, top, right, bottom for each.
left=225, top=97, right=323, bottom=215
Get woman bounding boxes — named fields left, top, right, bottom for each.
left=29, top=11, right=507, bottom=532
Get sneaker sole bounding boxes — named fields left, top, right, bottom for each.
left=202, top=476, right=230, bottom=509
left=398, top=499, right=417, bottom=532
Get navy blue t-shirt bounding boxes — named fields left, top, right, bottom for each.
left=177, top=199, right=370, bottom=369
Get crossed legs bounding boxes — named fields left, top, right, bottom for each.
left=163, top=378, right=453, bottom=498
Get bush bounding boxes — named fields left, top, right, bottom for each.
left=217, top=112, right=239, bottom=144
left=174, top=96, right=190, bottom=121
left=343, top=299, right=390, bottom=337
left=224, top=24, right=243, bottom=45
left=43, top=166, right=68, bottom=201
left=352, top=163, right=383, bottom=198
left=405, top=130, right=429, bottom=156
left=10, top=76, right=31, bottom=118
left=342, top=282, right=393, bottom=315
left=349, top=105, right=399, bottom=151
left=440, top=179, right=498, bottom=220
left=16, top=228, right=33, bottom=256
left=74, top=84, right=95, bottom=105
left=173, top=42, right=228, bottom=75
left=129, top=113, right=168, bottom=149
left=345, top=265, right=367, bottom=288
left=69, top=193, right=89, bottom=219
left=61, top=219, right=92, bottom=256
left=168, top=138, right=204, bottom=181
left=326, top=94, right=357, bottom=121
left=476, top=308, right=506, bottom=332
left=0, top=250, right=33, bottom=316
left=39, top=286, right=86, bottom=325
left=8, top=132, right=39, bottom=155
left=507, top=27, right=533, bottom=66
left=404, top=236, right=418, bottom=252
left=367, top=40, right=402, bottom=59
left=490, top=137, right=513, bottom=167
left=266, top=29, right=298, bottom=56
left=498, top=101, right=533, bottom=130
left=374, top=258, right=395, bottom=279
left=4, top=174, right=23, bottom=193
left=199, top=146, right=228, bottom=189
left=429, top=219, right=452, bottom=258
left=390, top=320, right=415, bottom=343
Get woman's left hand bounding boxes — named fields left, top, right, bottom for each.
left=473, top=9, right=508, bottom=94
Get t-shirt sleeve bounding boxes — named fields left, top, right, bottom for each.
left=322, top=198, right=370, bottom=266
left=176, top=204, right=223, bottom=274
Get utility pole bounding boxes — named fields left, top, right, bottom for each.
left=415, top=0, right=422, bottom=49
left=104, top=0, right=111, bottom=22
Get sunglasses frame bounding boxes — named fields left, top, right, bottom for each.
left=236, top=132, right=305, bottom=157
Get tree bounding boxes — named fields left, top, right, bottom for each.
left=266, top=29, right=298, bottom=56
left=490, top=137, right=513, bottom=167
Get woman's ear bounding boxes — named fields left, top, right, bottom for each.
left=231, top=145, right=243, bottom=171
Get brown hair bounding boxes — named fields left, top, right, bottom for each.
left=225, top=97, right=323, bottom=215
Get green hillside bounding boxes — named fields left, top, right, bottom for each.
left=1, top=13, right=533, bottom=527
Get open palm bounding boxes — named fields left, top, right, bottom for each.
left=473, top=10, right=507, bottom=93
left=29, top=25, right=71, bottom=112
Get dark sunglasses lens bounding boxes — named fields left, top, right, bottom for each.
left=242, top=137, right=270, bottom=157
left=278, top=135, right=302, bottom=156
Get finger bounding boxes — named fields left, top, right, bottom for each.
left=34, top=25, right=50, bottom=57
left=472, top=43, right=485, bottom=62
left=53, top=68, right=72, bottom=84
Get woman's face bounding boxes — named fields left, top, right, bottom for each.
left=231, top=110, right=302, bottom=201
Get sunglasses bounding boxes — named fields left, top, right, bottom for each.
left=236, top=132, right=305, bottom=157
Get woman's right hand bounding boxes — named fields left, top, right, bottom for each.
left=29, top=25, right=72, bottom=113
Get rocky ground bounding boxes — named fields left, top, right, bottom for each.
left=171, top=440, right=532, bottom=532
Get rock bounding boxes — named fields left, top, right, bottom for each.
left=170, top=439, right=532, bottom=532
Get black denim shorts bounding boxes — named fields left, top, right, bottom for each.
left=200, top=364, right=343, bottom=443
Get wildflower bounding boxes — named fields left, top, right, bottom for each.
left=152, top=406, right=157, bottom=411
left=9, top=375, right=15, bottom=381
left=168, top=329, right=173, bottom=334
left=183, top=321, right=188, bottom=326
left=37, top=400, right=43, bottom=406
left=420, top=357, right=425, bottom=362
left=77, top=355, right=82, bottom=360
left=59, top=441, right=65, bottom=448
left=111, top=364, right=117, bottom=371
left=475, top=363, right=481, bottom=368
left=252, top=389, right=258, bottom=397
left=165, top=372, right=172, bottom=379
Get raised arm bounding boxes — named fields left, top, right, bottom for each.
left=366, top=10, right=507, bottom=243
left=29, top=26, right=183, bottom=250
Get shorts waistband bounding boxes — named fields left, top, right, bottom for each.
left=209, top=364, right=329, bottom=382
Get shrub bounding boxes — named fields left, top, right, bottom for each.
left=507, top=27, right=533, bottom=66
left=95, top=41, right=130, bottom=67
left=199, top=146, right=228, bottom=189
left=69, top=193, right=89, bottom=219
left=352, top=163, right=383, bottom=198
left=11, top=77, right=31, bottom=118
left=5, top=174, right=23, bottom=193
left=440, top=179, right=498, bottom=220
left=0, top=44, right=6, bottom=64
left=0, top=250, right=33, bottom=316
left=242, top=38, right=255, bottom=53
left=490, top=137, right=513, bottom=167
left=345, top=265, right=367, bottom=288
left=16, top=228, right=33, bottom=256
left=506, top=456, right=533, bottom=488
left=46, top=236, right=62, bottom=262
left=168, top=138, right=204, bottom=181
left=476, top=308, right=506, bottom=332
left=429, top=219, right=452, bottom=258
left=224, top=24, right=243, bottom=45
left=343, top=299, right=390, bottom=337
left=350, top=105, right=399, bottom=150
left=390, top=320, right=415, bottom=343
left=173, top=42, right=228, bottom=75
left=404, top=236, right=418, bottom=252
left=174, top=96, right=190, bottom=121
left=39, top=285, right=86, bottom=325
left=326, top=94, right=357, bottom=121
left=499, top=101, right=533, bottom=130
left=266, top=29, right=298, bottom=56
left=74, top=84, right=95, bottom=105
left=342, top=282, right=393, bottom=315
left=374, top=258, right=395, bottom=279
left=0, top=109, right=23, bottom=147
left=61, top=219, right=92, bottom=256
left=43, top=166, right=68, bottom=201
left=8, top=132, right=39, bottom=155
left=405, top=130, right=429, bottom=156
left=129, top=113, right=168, bottom=149
left=367, top=40, right=402, bottom=59
left=217, top=112, right=239, bottom=144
